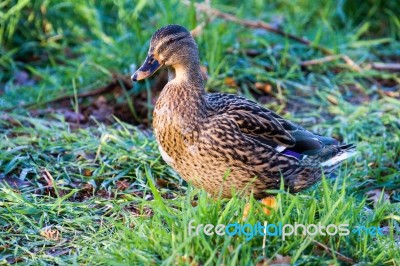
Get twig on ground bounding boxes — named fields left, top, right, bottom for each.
left=3, top=74, right=131, bottom=112
left=183, top=0, right=333, bottom=55
left=190, top=0, right=212, bottom=37
left=43, top=169, right=54, bottom=188
left=300, top=55, right=342, bottom=66
left=371, top=62, right=400, bottom=72
left=183, top=0, right=365, bottom=72
left=46, top=73, right=131, bottom=103
left=300, top=55, right=362, bottom=72
left=312, top=239, right=355, bottom=264
left=341, top=55, right=362, bottom=72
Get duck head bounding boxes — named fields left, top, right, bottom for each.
left=131, top=24, right=200, bottom=81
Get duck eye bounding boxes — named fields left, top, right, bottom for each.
left=149, top=58, right=155, bottom=63
left=168, top=38, right=175, bottom=43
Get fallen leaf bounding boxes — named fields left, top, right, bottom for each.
left=224, top=77, right=237, bottom=87
left=256, top=254, right=291, bottom=266
left=260, top=197, right=278, bottom=215
left=74, top=183, right=95, bottom=200
left=269, top=254, right=291, bottom=265
left=82, top=183, right=94, bottom=192
left=156, top=178, right=173, bottom=189
left=365, top=189, right=390, bottom=207
left=98, top=189, right=112, bottom=199
left=378, top=88, right=400, bottom=98
left=116, top=180, right=129, bottom=191
left=94, top=95, right=108, bottom=109
left=175, top=255, right=198, bottom=266
left=86, top=96, right=115, bottom=122
left=327, top=94, right=338, bottom=105
left=243, top=197, right=278, bottom=220
left=40, top=227, right=61, bottom=241
left=59, top=109, right=86, bottom=123
left=42, top=169, right=54, bottom=188
left=83, top=169, right=92, bottom=177
left=255, top=82, right=272, bottom=94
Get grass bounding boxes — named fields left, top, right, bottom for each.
left=1, top=0, right=400, bottom=264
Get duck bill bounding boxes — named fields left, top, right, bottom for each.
left=131, top=55, right=162, bottom=81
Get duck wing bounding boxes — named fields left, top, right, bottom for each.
left=206, top=93, right=339, bottom=157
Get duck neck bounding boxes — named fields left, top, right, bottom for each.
left=167, top=61, right=204, bottom=91
left=162, top=60, right=207, bottom=119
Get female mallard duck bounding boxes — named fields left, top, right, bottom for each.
left=132, top=25, right=355, bottom=199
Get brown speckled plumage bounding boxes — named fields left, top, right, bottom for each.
left=132, top=25, right=356, bottom=199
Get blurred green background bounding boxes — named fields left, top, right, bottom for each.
left=1, top=0, right=399, bottom=111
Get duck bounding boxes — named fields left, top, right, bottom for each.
left=131, top=24, right=356, bottom=200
